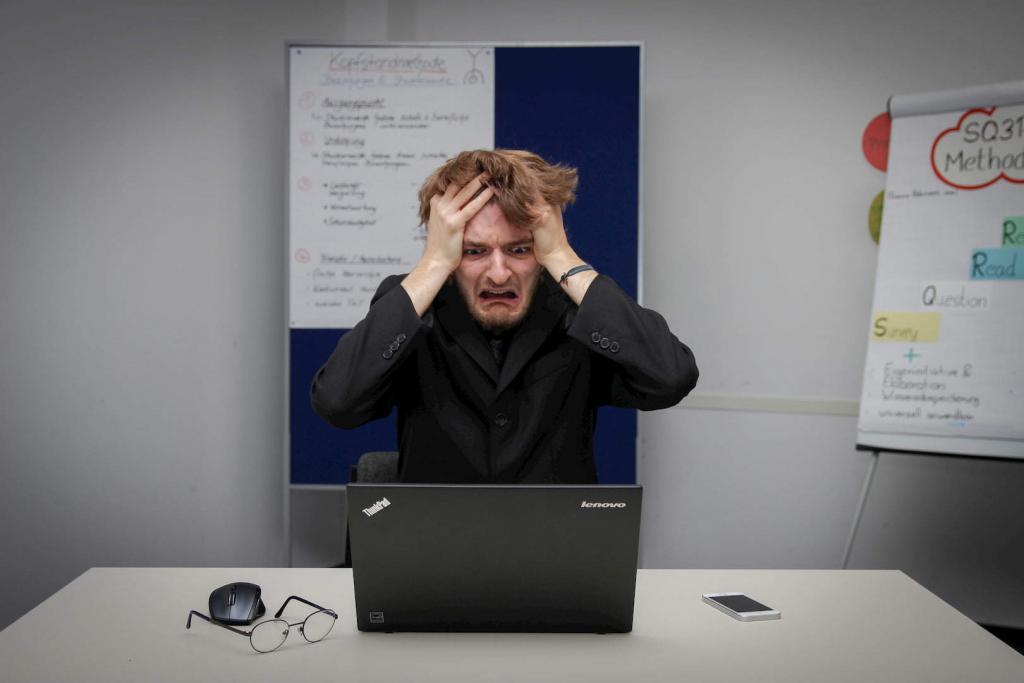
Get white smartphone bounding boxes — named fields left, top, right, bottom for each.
left=702, top=592, right=781, bottom=621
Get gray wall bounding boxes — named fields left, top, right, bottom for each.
left=2, top=0, right=1022, bottom=631
left=0, top=0, right=349, bottom=630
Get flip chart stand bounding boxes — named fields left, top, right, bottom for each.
left=842, top=449, right=881, bottom=569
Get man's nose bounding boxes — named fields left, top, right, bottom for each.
left=485, top=251, right=511, bottom=284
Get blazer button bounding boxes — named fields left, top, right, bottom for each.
left=591, top=332, right=601, bottom=343
left=396, top=333, right=407, bottom=343
left=494, top=413, right=509, bottom=428
left=609, top=341, right=620, bottom=353
left=389, top=341, right=400, bottom=352
left=382, top=349, right=393, bottom=360
left=600, top=337, right=611, bottom=349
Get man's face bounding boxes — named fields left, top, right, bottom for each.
left=453, top=202, right=542, bottom=332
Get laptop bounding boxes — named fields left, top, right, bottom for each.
left=346, top=483, right=642, bottom=633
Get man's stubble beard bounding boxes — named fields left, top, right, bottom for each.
left=476, top=308, right=525, bottom=333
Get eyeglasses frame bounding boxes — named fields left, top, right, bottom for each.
left=186, top=595, right=338, bottom=653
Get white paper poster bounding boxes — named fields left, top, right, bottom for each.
left=289, top=46, right=494, bottom=328
left=858, top=97, right=1024, bottom=458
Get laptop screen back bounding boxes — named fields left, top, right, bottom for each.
left=347, top=484, right=642, bottom=633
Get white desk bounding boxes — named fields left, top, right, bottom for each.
left=0, top=568, right=1020, bottom=682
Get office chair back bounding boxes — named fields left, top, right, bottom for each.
left=352, top=451, right=399, bottom=483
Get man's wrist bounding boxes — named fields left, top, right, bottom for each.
left=401, top=258, right=453, bottom=317
left=417, top=256, right=456, bottom=280
left=541, top=249, right=599, bottom=305
left=558, top=263, right=596, bottom=284
left=541, top=250, right=585, bottom=282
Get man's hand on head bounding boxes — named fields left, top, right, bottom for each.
left=529, top=202, right=573, bottom=270
left=530, top=203, right=598, bottom=306
left=402, top=173, right=493, bottom=317
left=423, top=172, right=494, bottom=273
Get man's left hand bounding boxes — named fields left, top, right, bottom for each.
left=530, top=203, right=598, bottom=304
left=530, top=203, right=574, bottom=270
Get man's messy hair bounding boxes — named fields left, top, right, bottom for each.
left=418, top=149, right=578, bottom=227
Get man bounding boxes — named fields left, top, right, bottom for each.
left=311, top=149, right=697, bottom=483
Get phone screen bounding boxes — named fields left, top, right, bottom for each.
left=708, top=594, right=773, bottom=613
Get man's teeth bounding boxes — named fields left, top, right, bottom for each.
left=482, top=290, right=516, bottom=299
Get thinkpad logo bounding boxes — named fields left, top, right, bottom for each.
left=362, top=497, right=391, bottom=517
left=580, top=501, right=627, bottom=509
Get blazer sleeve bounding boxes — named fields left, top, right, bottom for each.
left=310, top=274, right=429, bottom=428
left=566, top=275, right=698, bottom=410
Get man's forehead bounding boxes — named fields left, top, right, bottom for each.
left=463, top=202, right=533, bottom=244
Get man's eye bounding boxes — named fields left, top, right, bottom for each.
left=509, top=246, right=532, bottom=255
left=464, top=248, right=484, bottom=256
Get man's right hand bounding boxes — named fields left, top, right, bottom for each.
left=423, top=172, right=493, bottom=273
left=401, top=173, right=493, bottom=317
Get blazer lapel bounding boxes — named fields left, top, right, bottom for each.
left=496, top=277, right=569, bottom=395
left=434, top=283, right=500, bottom=385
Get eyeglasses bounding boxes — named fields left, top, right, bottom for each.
left=187, top=595, right=338, bottom=653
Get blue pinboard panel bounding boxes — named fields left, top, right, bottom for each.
left=494, top=45, right=640, bottom=485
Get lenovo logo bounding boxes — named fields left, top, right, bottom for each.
left=580, top=501, right=627, bottom=509
left=362, top=497, right=391, bottom=517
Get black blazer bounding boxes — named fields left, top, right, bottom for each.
left=311, top=272, right=698, bottom=483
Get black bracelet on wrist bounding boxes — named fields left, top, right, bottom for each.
left=558, top=264, right=596, bottom=285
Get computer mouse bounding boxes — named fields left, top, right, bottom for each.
left=208, top=582, right=266, bottom=625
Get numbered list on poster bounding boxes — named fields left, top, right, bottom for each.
left=289, top=46, right=494, bottom=328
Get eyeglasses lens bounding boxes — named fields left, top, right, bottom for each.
left=250, top=619, right=289, bottom=653
left=302, top=610, right=336, bottom=643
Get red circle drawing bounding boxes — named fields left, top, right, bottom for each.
left=862, top=112, right=891, bottom=171
left=295, top=249, right=311, bottom=263
left=930, top=107, right=1024, bottom=190
left=297, top=177, right=312, bottom=191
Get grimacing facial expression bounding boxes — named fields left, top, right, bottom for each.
left=454, top=202, right=542, bottom=332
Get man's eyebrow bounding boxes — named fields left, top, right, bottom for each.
left=462, top=238, right=534, bottom=248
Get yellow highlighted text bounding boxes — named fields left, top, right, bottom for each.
left=871, top=312, right=940, bottom=342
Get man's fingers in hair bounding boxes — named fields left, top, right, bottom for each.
left=458, top=185, right=494, bottom=219
left=452, top=172, right=491, bottom=209
left=441, top=181, right=462, bottom=201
